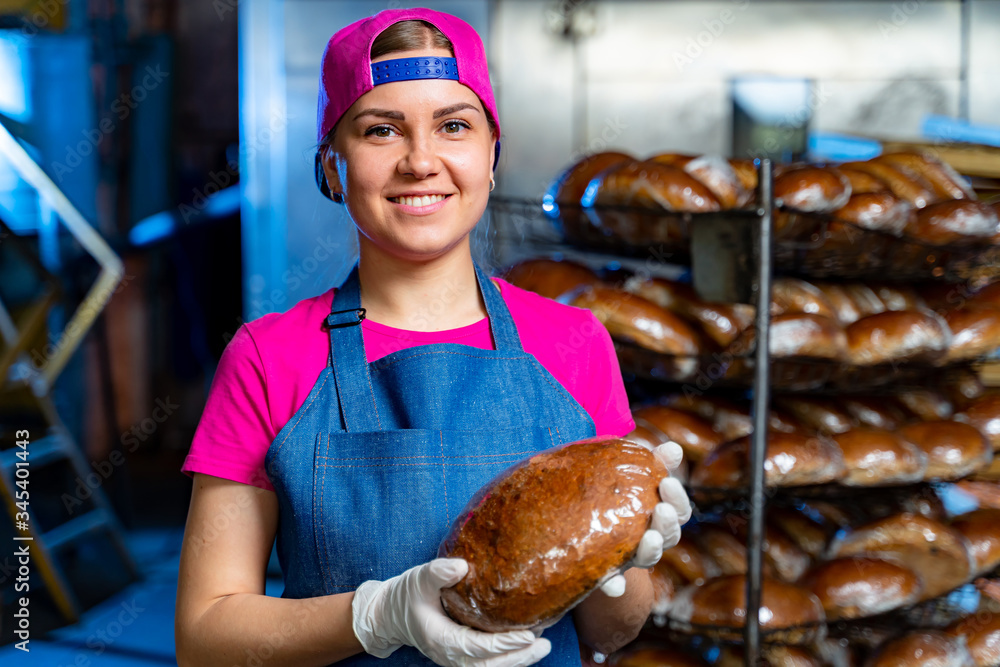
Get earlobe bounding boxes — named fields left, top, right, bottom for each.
left=320, top=145, right=344, bottom=198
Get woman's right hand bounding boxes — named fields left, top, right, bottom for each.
left=352, top=558, right=551, bottom=667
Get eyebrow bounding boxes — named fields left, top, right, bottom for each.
left=351, top=103, right=481, bottom=122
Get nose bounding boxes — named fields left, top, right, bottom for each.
left=397, top=130, right=441, bottom=179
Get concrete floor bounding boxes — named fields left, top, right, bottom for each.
left=0, top=526, right=284, bottom=666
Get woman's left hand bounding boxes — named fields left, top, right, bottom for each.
left=598, top=442, right=691, bottom=597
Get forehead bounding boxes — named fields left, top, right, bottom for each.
left=346, top=77, right=485, bottom=119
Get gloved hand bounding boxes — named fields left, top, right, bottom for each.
left=598, top=441, right=691, bottom=597
left=352, top=557, right=552, bottom=667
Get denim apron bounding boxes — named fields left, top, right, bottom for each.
left=264, top=261, right=597, bottom=667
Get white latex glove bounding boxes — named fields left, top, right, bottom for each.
left=599, top=441, right=692, bottom=597
left=353, top=558, right=552, bottom=667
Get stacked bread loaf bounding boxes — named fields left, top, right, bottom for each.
left=502, top=257, right=1000, bottom=369
left=546, top=150, right=1000, bottom=253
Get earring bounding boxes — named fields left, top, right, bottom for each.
left=331, top=192, right=344, bottom=204
left=489, top=176, right=496, bottom=192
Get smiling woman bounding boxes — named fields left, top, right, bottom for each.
left=175, top=8, right=690, bottom=667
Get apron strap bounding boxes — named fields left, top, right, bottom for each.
left=327, top=261, right=525, bottom=432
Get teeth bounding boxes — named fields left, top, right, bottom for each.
left=392, top=194, right=447, bottom=207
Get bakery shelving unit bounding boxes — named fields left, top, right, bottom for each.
left=487, top=155, right=1000, bottom=665
left=488, top=160, right=779, bottom=663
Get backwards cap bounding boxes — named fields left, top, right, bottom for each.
left=316, top=8, right=501, bottom=148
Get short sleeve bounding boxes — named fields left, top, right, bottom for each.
left=181, top=325, right=276, bottom=491
left=580, top=312, right=636, bottom=438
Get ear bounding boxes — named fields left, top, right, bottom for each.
left=319, top=144, right=344, bottom=198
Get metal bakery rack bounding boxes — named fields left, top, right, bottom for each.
left=486, top=156, right=1000, bottom=665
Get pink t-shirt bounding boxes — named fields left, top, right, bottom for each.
left=182, top=278, right=635, bottom=492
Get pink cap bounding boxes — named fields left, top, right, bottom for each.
left=316, top=8, right=501, bottom=145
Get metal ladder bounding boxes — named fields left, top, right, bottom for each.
left=0, top=118, right=139, bottom=623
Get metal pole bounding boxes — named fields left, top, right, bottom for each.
left=745, top=159, right=773, bottom=666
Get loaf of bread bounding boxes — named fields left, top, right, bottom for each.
left=894, top=389, right=954, bottom=421
left=728, top=158, right=758, bottom=192
left=715, top=514, right=810, bottom=583
left=831, top=192, right=911, bottom=235
left=904, top=200, right=1000, bottom=247
left=502, top=258, right=602, bottom=301
left=950, top=508, right=1000, bottom=575
left=632, top=405, right=723, bottom=464
left=814, top=283, right=865, bottom=325
left=592, top=160, right=722, bottom=212
left=774, top=166, right=852, bottom=212
left=869, top=284, right=927, bottom=313
left=733, top=313, right=848, bottom=361
left=687, top=524, right=748, bottom=577
left=845, top=310, right=952, bottom=365
left=570, top=287, right=702, bottom=356
left=946, top=368, right=986, bottom=408
left=768, top=507, right=835, bottom=559
left=828, top=513, right=974, bottom=599
left=667, top=575, right=824, bottom=639
left=546, top=151, right=634, bottom=207
left=659, top=534, right=715, bottom=587
left=838, top=165, right=891, bottom=194
left=663, top=395, right=753, bottom=441
left=947, top=613, right=1000, bottom=667
left=776, top=396, right=857, bottom=434
left=690, top=431, right=846, bottom=489
left=943, top=305, right=1000, bottom=363
left=838, top=396, right=908, bottom=430
left=649, top=153, right=752, bottom=209
left=866, top=631, right=976, bottom=667
left=803, top=557, right=923, bottom=620
left=771, top=278, right=839, bottom=320
left=438, top=437, right=666, bottom=631
left=832, top=428, right=928, bottom=486
left=897, top=420, right=992, bottom=481
left=969, top=281, right=1000, bottom=309
left=955, top=393, right=1000, bottom=451
left=624, top=277, right=754, bottom=347
left=876, top=151, right=976, bottom=201
left=841, top=160, right=938, bottom=209
left=717, top=646, right=821, bottom=667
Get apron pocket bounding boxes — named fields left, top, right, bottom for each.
left=313, top=426, right=559, bottom=592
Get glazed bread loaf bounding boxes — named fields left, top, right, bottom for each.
left=632, top=405, right=723, bottom=464
left=832, top=428, right=928, bottom=486
left=841, top=160, right=938, bottom=209
left=894, top=389, right=954, bottom=421
left=955, top=393, right=1000, bottom=450
left=771, top=278, right=839, bottom=320
left=950, top=508, right=1000, bottom=575
left=831, top=192, right=911, bottom=235
left=876, top=151, right=976, bottom=200
left=969, top=281, right=1000, bottom=309
left=546, top=151, right=633, bottom=206
left=838, top=165, right=892, bottom=194
left=502, top=258, right=602, bottom=301
left=438, top=437, right=666, bottom=631
left=865, top=631, right=976, bottom=667
left=828, top=513, right=974, bottom=599
left=947, top=613, right=1000, bottom=667
left=768, top=507, right=835, bottom=559
left=690, top=431, right=846, bottom=489
left=592, top=160, right=722, bottom=212
left=774, top=166, right=851, bottom=212
left=943, top=305, right=1000, bottom=363
left=803, top=557, right=923, bottom=620
left=733, top=313, right=847, bottom=361
left=776, top=396, right=857, bottom=434
left=611, top=646, right=707, bottom=667
left=668, top=574, right=824, bottom=638
left=838, top=396, right=908, bottom=430
left=845, top=310, right=952, bottom=365
left=897, top=420, right=992, bottom=481
left=904, top=200, right=1000, bottom=247
left=624, top=276, right=754, bottom=347
left=570, top=287, right=702, bottom=355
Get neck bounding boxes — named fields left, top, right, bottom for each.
left=355, top=239, right=491, bottom=332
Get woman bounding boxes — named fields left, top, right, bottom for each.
left=175, top=8, right=690, bottom=667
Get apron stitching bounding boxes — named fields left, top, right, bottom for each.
left=274, top=373, right=331, bottom=456
left=316, top=451, right=536, bottom=461
left=316, top=431, right=332, bottom=591
left=439, top=432, right=450, bottom=521
left=365, top=365, right=384, bottom=430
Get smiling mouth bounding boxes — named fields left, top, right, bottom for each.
left=388, top=194, right=450, bottom=207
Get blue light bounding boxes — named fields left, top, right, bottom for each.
left=580, top=178, right=601, bottom=208
left=129, top=211, right=175, bottom=247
